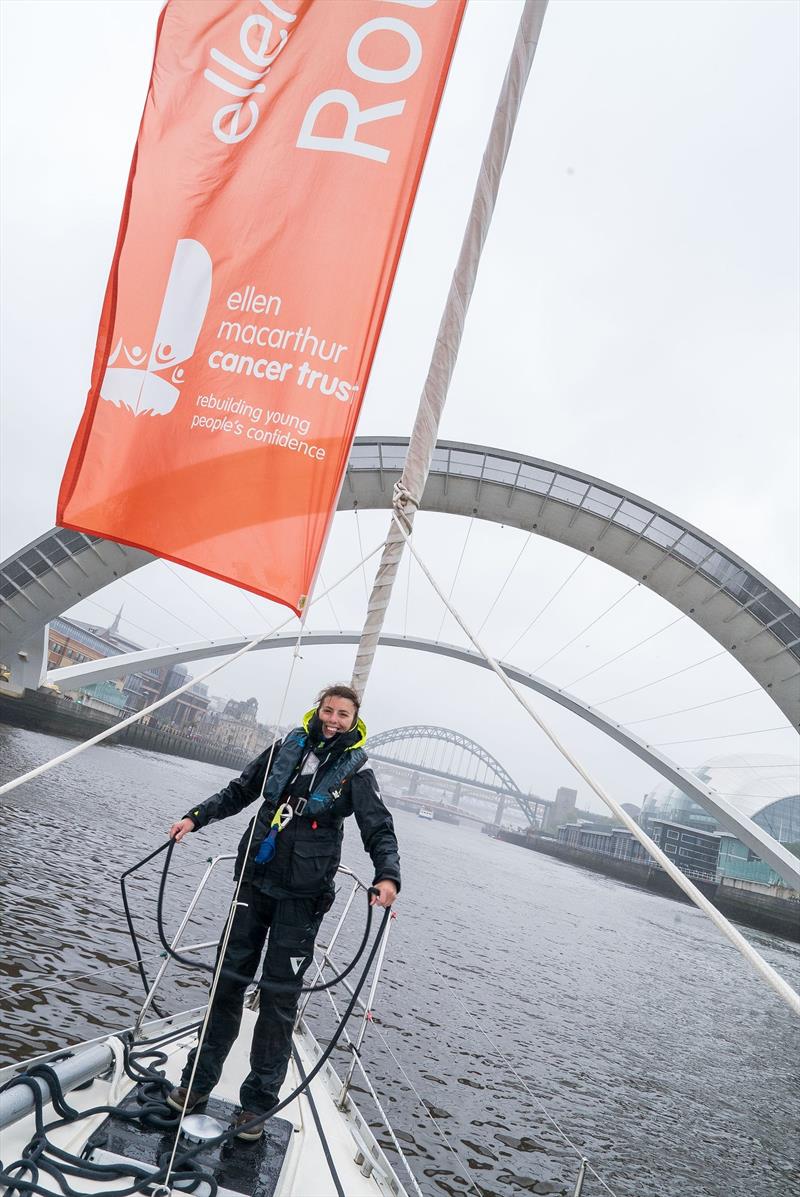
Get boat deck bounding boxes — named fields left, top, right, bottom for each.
left=0, top=1008, right=407, bottom=1196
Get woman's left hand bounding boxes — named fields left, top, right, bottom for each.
left=370, top=880, right=398, bottom=908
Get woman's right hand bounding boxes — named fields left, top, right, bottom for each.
left=169, top=818, right=196, bottom=842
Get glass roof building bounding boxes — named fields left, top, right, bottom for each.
left=642, top=754, right=800, bottom=843
left=642, top=754, right=800, bottom=887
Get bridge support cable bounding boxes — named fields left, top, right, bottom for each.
left=435, top=517, right=474, bottom=642
left=120, top=574, right=211, bottom=642
left=353, top=508, right=370, bottom=602
left=476, top=531, right=533, bottom=635
left=392, top=514, right=800, bottom=1017
left=655, top=727, right=793, bottom=747
left=624, top=687, right=762, bottom=726
left=317, top=569, right=343, bottom=633
left=532, top=581, right=639, bottom=674
left=351, top=0, right=550, bottom=696
left=160, top=559, right=247, bottom=637
left=595, top=649, right=728, bottom=707
left=565, top=612, right=686, bottom=689
left=0, top=541, right=385, bottom=800
left=76, top=596, right=164, bottom=648
left=504, top=556, right=587, bottom=658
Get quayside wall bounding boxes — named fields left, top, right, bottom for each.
left=493, top=830, right=800, bottom=943
left=0, top=688, right=252, bottom=773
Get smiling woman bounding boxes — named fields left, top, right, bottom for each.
left=165, top=681, right=400, bottom=1135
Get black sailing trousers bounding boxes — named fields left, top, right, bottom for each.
left=181, top=884, right=322, bottom=1114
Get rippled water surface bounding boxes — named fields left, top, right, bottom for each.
left=1, top=726, right=798, bottom=1197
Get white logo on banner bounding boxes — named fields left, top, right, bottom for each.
left=101, top=239, right=212, bottom=417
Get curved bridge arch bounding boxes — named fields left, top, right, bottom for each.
left=366, top=724, right=523, bottom=794
left=1, top=437, right=798, bottom=723
left=45, top=629, right=800, bottom=887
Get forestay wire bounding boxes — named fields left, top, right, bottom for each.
left=392, top=513, right=800, bottom=1018
left=351, top=0, right=550, bottom=695
left=0, top=540, right=385, bottom=800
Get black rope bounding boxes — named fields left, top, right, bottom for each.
left=292, top=1045, right=345, bottom=1197
left=1, top=839, right=392, bottom=1197
left=153, top=836, right=379, bottom=996
left=120, top=840, right=171, bottom=1015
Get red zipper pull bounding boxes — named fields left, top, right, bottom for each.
left=311, top=820, right=318, bottom=830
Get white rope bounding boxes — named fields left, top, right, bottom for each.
left=393, top=514, right=800, bottom=1018
left=351, top=0, right=550, bottom=696
left=0, top=541, right=385, bottom=799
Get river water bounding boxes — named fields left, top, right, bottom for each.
left=1, top=725, right=798, bottom=1197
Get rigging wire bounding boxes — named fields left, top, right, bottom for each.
left=565, top=612, right=685, bottom=689
left=0, top=956, right=164, bottom=998
left=476, top=530, right=532, bottom=635
left=160, top=560, right=246, bottom=637
left=308, top=939, right=426, bottom=1197
left=435, top=516, right=474, bottom=642
left=366, top=1021, right=485, bottom=1197
left=0, top=540, right=385, bottom=800
left=594, top=649, right=727, bottom=706
left=532, top=581, right=639, bottom=673
left=120, top=575, right=210, bottom=641
left=430, top=963, right=618, bottom=1197
left=624, top=688, right=762, bottom=725
left=504, top=556, right=586, bottom=658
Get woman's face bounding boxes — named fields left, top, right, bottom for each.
left=318, top=695, right=358, bottom=738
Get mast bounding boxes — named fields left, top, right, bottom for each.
left=352, top=0, right=549, bottom=696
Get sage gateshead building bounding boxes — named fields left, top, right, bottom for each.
left=641, top=755, right=800, bottom=888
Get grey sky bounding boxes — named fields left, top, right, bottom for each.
left=1, top=0, right=798, bottom=812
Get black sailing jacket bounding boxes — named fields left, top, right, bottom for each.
left=184, top=711, right=401, bottom=901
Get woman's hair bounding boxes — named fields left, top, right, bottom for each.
left=316, top=683, right=361, bottom=711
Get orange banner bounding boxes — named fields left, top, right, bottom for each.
left=58, top=0, right=464, bottom=612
